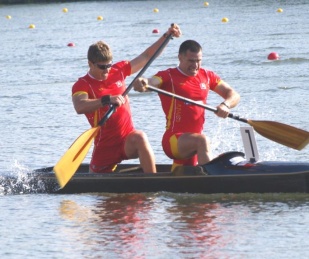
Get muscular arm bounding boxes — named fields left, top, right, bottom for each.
left=133, top=76, right=161, bottom=92
left=129, top=24, right=181, bottom=75
left=213, top=80, right=240, bottom=118
left=72, top=93, right=102, bottom=114
left=72, top=93, right=126, bottom=114
left=214, top=80, right=240, bottom=108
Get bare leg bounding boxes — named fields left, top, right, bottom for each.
left=124, top=130, right=157, bottom=173
left=177, top=133, right=212, bottom=165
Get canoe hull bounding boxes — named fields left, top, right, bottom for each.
left=56, top=172, right=308, bottom=194
left=37, top=163, right=309, bottom=194
left=35, top=152, right=309, bottom=194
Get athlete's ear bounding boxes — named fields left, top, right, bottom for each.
left=178, top=53, right=183, bottom=62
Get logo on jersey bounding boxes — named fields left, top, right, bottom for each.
left=116, top=81, right=122, bottom=88
left=200, top=83, right=207, bottom=89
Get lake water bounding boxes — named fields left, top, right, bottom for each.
left=0, top=0, right=309, bottom=258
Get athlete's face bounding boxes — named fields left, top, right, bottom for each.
left=88, top=61, right=112, bottom=80
left=178, top=50, right=202, bottom=76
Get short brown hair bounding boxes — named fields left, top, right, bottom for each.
left=179, top=40, right=202, bottom=55
left=87, top=41, right=113, bottom=63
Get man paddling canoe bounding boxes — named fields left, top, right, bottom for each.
left=71, top=24, right=182, bottom=173
left=134, top=40, right=240, bottom=171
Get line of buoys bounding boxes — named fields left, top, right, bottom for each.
left=4, top=6, right=286, bottom=54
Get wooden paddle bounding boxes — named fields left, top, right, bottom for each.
left=146, top=85, right=309, bottom=151
left=54, top=34, right=173, bottom=188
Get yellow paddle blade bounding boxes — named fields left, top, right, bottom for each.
left=53, top=127, right=100, bottom=188
left=248, top=120, right=309, bottom=150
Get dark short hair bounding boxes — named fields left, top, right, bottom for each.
left=179, top=40, right=202, bottom=55
left=87, top=41, right=113, bottom=63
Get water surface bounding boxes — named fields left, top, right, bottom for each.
left=0, top=1, right=308, bottom=258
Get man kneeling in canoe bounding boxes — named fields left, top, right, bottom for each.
left=134, top=40, right=240, bottom=171
left=72, top=25, right=182, bottom=173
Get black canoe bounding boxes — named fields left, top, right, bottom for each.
left=36, top=152, right=309, bottom=194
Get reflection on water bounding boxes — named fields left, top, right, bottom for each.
left=59, top=194, right=154, bottom=258
left=58, top=193, right=309, bottom=258
left=60, top=199, right=96, bottom=223
left=94, top=194, right=153, bottom=257
left=166, top=202, right=223, bottom=259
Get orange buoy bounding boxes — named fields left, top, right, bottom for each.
left=152, top=29, right=159, bottom=33
left=67, top=42, right=75, bottom=47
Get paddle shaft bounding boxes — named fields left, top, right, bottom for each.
left=147, top=85, right=309, bottom=150
left=147, top=85, right=248, bottom=123
left=98, top=34, right=173, bottom=126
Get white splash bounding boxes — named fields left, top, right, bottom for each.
left=0, top=160, right=47, bottom=195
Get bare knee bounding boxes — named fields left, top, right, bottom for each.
left=128, top=130, right=148, bottom=146
left=195, top=134, right=210, bottom=148
left=125, top=130, right=156, bottom=173
left=125, top=130, right=151, bottom=158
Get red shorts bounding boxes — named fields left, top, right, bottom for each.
left=90, top=140, right=128, bottom=173
left=162, top=131, right=198, bottom=168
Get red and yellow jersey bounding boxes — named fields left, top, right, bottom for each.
left=72, top=61, right=134, bottom=148
left=154, top=67, right=221, bottom=133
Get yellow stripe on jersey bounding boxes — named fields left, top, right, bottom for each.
left=72, top=91, right=88, bottom=96
left=170, top=134, right=180, bottom=158
left=152, top=75, right=163, bottom=87
left=166, top=97, right=175, bottom=130
left=215, top=79, right=223, bottom=88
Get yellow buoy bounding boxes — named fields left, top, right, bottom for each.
left=153, top=8, right=159, bottom=13
left=62, top=8, right=68, bottom=13
left=6, top=15, right=12, bottom=19
left=221, top=17, right=229, bottom=23
left=28, top=24, right=35, bottom=29
left=277, top=8, right=283, bottom=13
left=97, top=16, right=103, bottom=21
left=204, top=2, right=209, bottom=7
